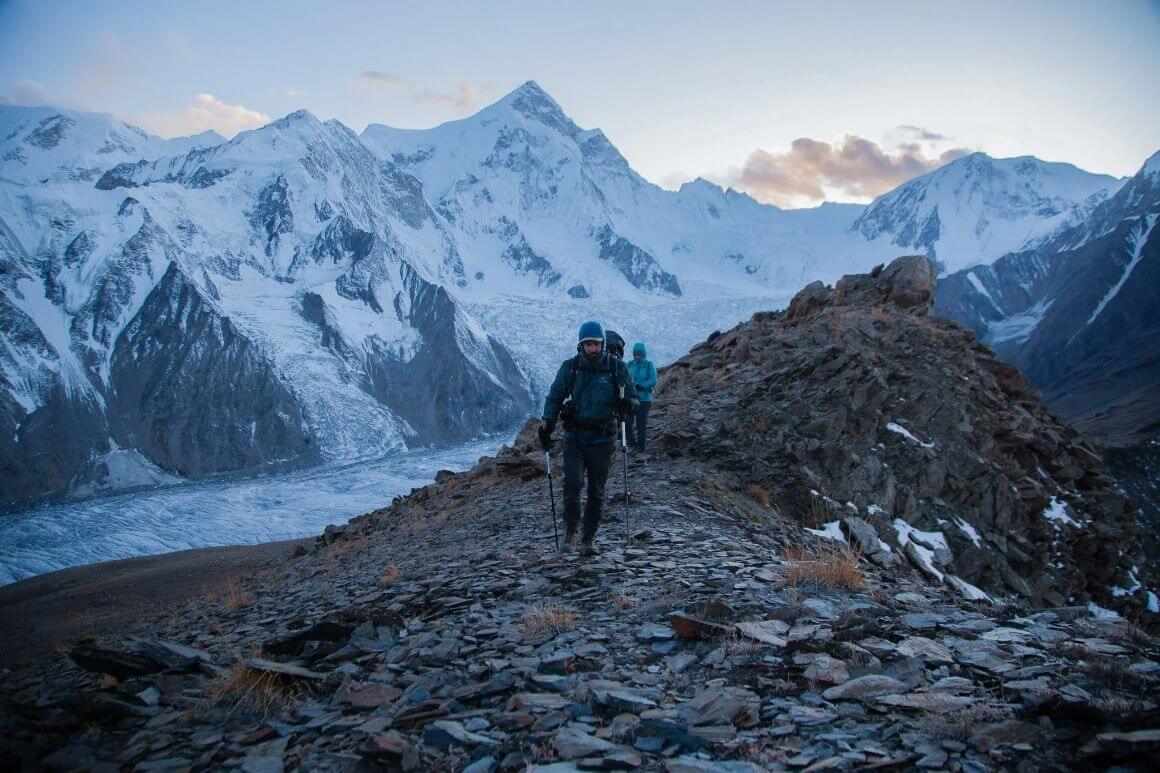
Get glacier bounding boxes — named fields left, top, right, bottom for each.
left=0, top=434, right=509, bottom=585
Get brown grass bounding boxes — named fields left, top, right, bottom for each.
left=722, top=629, right=764, bottom=658
left=918, top=704, right=1011, bottom=742
left=377, top=564, right=404, bottom=587
left=224, top=579, right=251, bottom=611
left=747, top=484, right=772, bottom=506
left=612, top=595, right=638, bottom=614
left=209, top=662, right=307, bottom=719
left=784, top=542, right=866, bottom=590
left=519, top=602, right=580, bottom=638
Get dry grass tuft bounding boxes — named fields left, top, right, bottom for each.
left=919, top=704, right=1010, bottom=742
left=209, top=662, right=307, bottom=719
left=224, top=579, right=251, bottom=612
left=377, top=564, right=404, bottom=587
left=612, top=595, right=638, bottom=614
left=519, top=602, right=580, bottom=638
left=784, top=542, right=866, bottom=590
left=747, top=484, right=772, bottom=506
left=722, top=629, right=764, bottom=658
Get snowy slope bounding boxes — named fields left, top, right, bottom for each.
left=855, top=152, right=1122, bottom=272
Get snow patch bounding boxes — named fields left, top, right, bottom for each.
left=954, top=517, right=983, bottom=547
left=1043, top=496, right=1078, bottom=529
left=967, top=271, right=1003, bottom=315
left=886, top=422, right=935, bottom=448
left=1087, top=602, right=1121, bottom=620
left=1084, top=214, right=1157, bottom=328
left=893, top=518, right=949, bottom=581
left=947, top=574, right=992, bottom=602
left=805, top=520, right=847, bottom=543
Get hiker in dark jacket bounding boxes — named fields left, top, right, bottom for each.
left=538, top=321, right=637, bottom=556
left=626, top=342, right=657, bottom=452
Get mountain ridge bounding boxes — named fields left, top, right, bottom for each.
left=1, top=85, right=1154, bottom=509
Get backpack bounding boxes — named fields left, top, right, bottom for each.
left=560, top=353, right=622, bottom=432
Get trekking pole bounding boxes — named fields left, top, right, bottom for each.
left=620, top=388, right=631, bottom=548
left=545, top=451, right=560, bottom=551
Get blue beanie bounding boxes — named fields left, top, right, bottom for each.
left=578, top=320, right=604, bottom=343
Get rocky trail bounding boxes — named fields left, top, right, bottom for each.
left=2, top=256, right=1157, bottom=771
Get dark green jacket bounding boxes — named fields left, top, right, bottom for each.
left=543, top=352, right=636, bottom=441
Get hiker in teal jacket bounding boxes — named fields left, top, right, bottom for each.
left=626, top=342, right=657, bottom=452
left=539, top=321, right=637, bottom=556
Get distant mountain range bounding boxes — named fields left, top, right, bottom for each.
left=1, top=81, right=1154, bottom=509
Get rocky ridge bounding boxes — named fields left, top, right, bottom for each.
left=1, top=257, right=1156, bottom=771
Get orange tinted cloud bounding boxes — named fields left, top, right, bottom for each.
left=732, top=135, right=970, bottom=207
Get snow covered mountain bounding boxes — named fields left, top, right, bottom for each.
left=935, top=151, right=1160, bottom=448
left=0, top=81, right=1145, bottom=509
left=0, top=105, right=533, bottom=508
left=855, top=153, right=1121, bottom=273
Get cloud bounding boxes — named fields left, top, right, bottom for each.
left=353, top=71, right=412, bottom=90
left=6, top=79, right=67, bottom=107
left=897, top=124, right=949, bottom=141
left=412, top=81, right=478, bottom=111
left=727, top=135, right=972, bottom=207
left=135, top=93, right=271, bottom=138
left=349, top=71, right=481, bottom=112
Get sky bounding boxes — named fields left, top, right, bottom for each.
left=1, top=0, right=1157, bottom=208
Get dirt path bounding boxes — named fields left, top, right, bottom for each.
left=0, top=537, right=311, bottom=669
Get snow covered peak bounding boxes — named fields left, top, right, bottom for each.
left=1141, top=149, right=1160, bottom=177
left=678, top=177, right=725, bottom=197
left=0, top=105, right=220, bottom=183
left=853, top=151, right=1120, bottom=272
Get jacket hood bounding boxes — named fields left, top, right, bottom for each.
left=633, top=342, right=647, bottom=357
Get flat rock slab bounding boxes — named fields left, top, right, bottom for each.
left=894, top=636, right=954, bottom=663
left=822, top=675, right=908, bottom=701
left=735, top=620, right=789, bottom=646
left=245, top=658, right=324, bottom=680
left=874, top=693, right=976, bottom=713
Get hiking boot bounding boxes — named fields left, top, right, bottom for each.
left=579, top=539, right=599, bottom=557
left=561, top=530, right=578, bottom=552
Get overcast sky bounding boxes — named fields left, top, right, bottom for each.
left=1, top=0, right=1157, bottom=207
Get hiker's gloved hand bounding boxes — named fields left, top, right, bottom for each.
left=617, top=397, right=635, bottom=417
left=538, top=420, right=555, bottom=450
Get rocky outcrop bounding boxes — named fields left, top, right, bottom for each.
left=655, top=255, right=1142, bottom=611
left=108, top=262, right=310, bottom=477
left=595, top=225, right=682, bottom=296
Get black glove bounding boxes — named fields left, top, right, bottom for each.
left=617, top=397, right=635, bottom=417
left=538, top=419, right=555, bottom=450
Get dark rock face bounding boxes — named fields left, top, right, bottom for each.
left=249, top=175, right=294, bottom=257
left=595, top=225, right=682, bottom=296
left=501, top=236, right=561, bottom=286
left=365, top=264, right=533, bottom=443
left=654, top=255, right=1142, bottom=610
left=108, top=262, right=310, bottom=477
left=936, top=164, right=1160, bottom=450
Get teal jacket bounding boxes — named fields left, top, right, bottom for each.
left=628, top=343, right=657, bottom=403
left=543, top=352, right=637, bottom=441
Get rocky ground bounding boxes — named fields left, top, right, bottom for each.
left=2, top=256, right=1157, bottom=770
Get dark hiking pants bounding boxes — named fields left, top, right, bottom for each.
left=626, top=402, right=651, bottom=451
left=562, top=438, right=614, bottom=541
